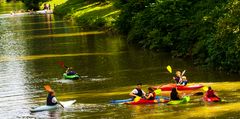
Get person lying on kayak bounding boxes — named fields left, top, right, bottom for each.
left=173, top=71, right=182, bottom=84
left=206, top=86, right=221, bottom=100
left=47, top=90, right=64, bottom=108
left=65, top=67, right=77, bottom=75
left=129, top=83, right=146, bottom=100
left=180, top=76, right=188, bottom=86
left=170, top=88, right=180, bottom=100
left=144, top=87, right=156, bottom=100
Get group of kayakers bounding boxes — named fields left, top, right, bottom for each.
left=129, top=70, right=220, bottom=102
left=173, top=70, right=188, bottom=86
left=129, top=83, right=156, bottom=100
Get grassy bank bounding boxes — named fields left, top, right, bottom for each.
left=53, top=0, right=120, bottom=30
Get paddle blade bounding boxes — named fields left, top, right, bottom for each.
left=182, top=70, right=186, bottom=76
left=57, top=61, right=68, bottom=68
left=202, top=86, right=208, bottom=92
left=134, top=96, right=141, bottom=102
left=166, top=65, right=172, bottom=73
left=44, top=85, right=52, bottom=92
left=154, top=89, right=161, bottom=95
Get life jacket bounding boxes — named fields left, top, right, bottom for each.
left=67, top=71, right=76, bottom=75
left=135, top=88, right=143, bottom=97
left=148, top=92, right=156, bottom=100
left=174, top=77, right=181, bottom=84
left=46, top=94, right=57, bottom=106
left=206, top=90, right=216, bottom=98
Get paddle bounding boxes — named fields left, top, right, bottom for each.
left=134, top=96, right=141, bottom=102
left=154, top=89, right=161, bottom=95
left=166, top=65, right=172, bottom=73
left=57, top=61, right=68, bottom=69
left=44, top=85, right=64, bottom=108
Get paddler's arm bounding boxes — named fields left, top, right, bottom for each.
left=129, top=92, right=138, bottom=97
left=65, top=68, right=70, bottom=73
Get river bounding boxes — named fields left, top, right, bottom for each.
left=0, top=1, right=239, bottom=119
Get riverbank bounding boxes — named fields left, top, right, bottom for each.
left=45, top=0, right=239, bottom=73
left=53, top=0, right=119, bottom=30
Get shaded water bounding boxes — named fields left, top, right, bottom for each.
left=0, top=2, right=239, bottom=119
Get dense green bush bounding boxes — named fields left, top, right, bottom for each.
left=21, top=0, right=48, bottom=10
left=115, top=0, right=239, bottom=72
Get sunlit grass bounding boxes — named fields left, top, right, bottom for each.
left=73, top=3, right=112, bottom=18
left=40, top=0, right=67, bottom=10
left=54, top=1, right=120, bottom=28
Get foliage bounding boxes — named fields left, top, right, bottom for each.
left=206, top=0, right=240, bottom=72
left=115, top=0, right=239, bottom=72
left=21, top=0, right=48, bottom=10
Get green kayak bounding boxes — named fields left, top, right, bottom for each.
left=167, top=96, right=190, bottom=105
left=63, top=73, right=80, bottom=80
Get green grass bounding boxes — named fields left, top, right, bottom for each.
left=40, top=0, right=67, bottom=10
left=51, top=0, right=120, bottom=30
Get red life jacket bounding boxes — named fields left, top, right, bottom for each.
left=206, top=90, right=216, bottom=98
left=148, top=92, right=156, bottom=100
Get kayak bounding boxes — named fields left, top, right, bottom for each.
left=110, top=96, right=169, bottom=104
left=153, top=84, right=204, bottom=91
left=167, top=96, right=190, bottom=105
left=124, top=96, right=170, bottom=105
left=203, top=96, right=221, bottom=102
left=110, top=98, right=133, bottom=104
left=30, top=100, right=76, bottom=112
left=63, top=73, right=80, bottom=80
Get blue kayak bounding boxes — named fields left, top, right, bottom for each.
left=110, top=98, right=133, bottom=104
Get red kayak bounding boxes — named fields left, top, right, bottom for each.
left=203, top=96, right=221, bottom=102
left=125, top=98, right=169, bottom=105
left=153, top=84, right=204, bottom=91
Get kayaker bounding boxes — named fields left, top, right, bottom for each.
left=173, top=71, right=182, bottom=84
left=129, top=83, right=146, bottom=99
left=66, top=67, right=77, bottom=75
left=47, top=90, right=64, bottom=108
left=170, top=88, right=180, bottom=100
left=145, top=87, right=156, bottom=100
left=180, top=76, right=188, bottom=86
left=205, top=86, right=221, bottom=99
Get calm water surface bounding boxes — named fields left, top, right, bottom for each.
left=0, top=2, right=239, bottom=119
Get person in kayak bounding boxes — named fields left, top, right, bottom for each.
left=205, top=86, right=221, bottom=99
left=129, top=83, right=146, bottom=99
left=144, top=87, right=156, bottom=100
left=173, top=71, right=182, bottom=84
left=47, top=90, right=64, bottom=108
left=170, top=88, right=180, bottom=100
left=180, top=76, right=188, bottom=86
left=65, top=67, right=77, bottom=75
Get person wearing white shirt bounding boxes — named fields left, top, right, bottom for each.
left=129, top=83, right=146, bottom=99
